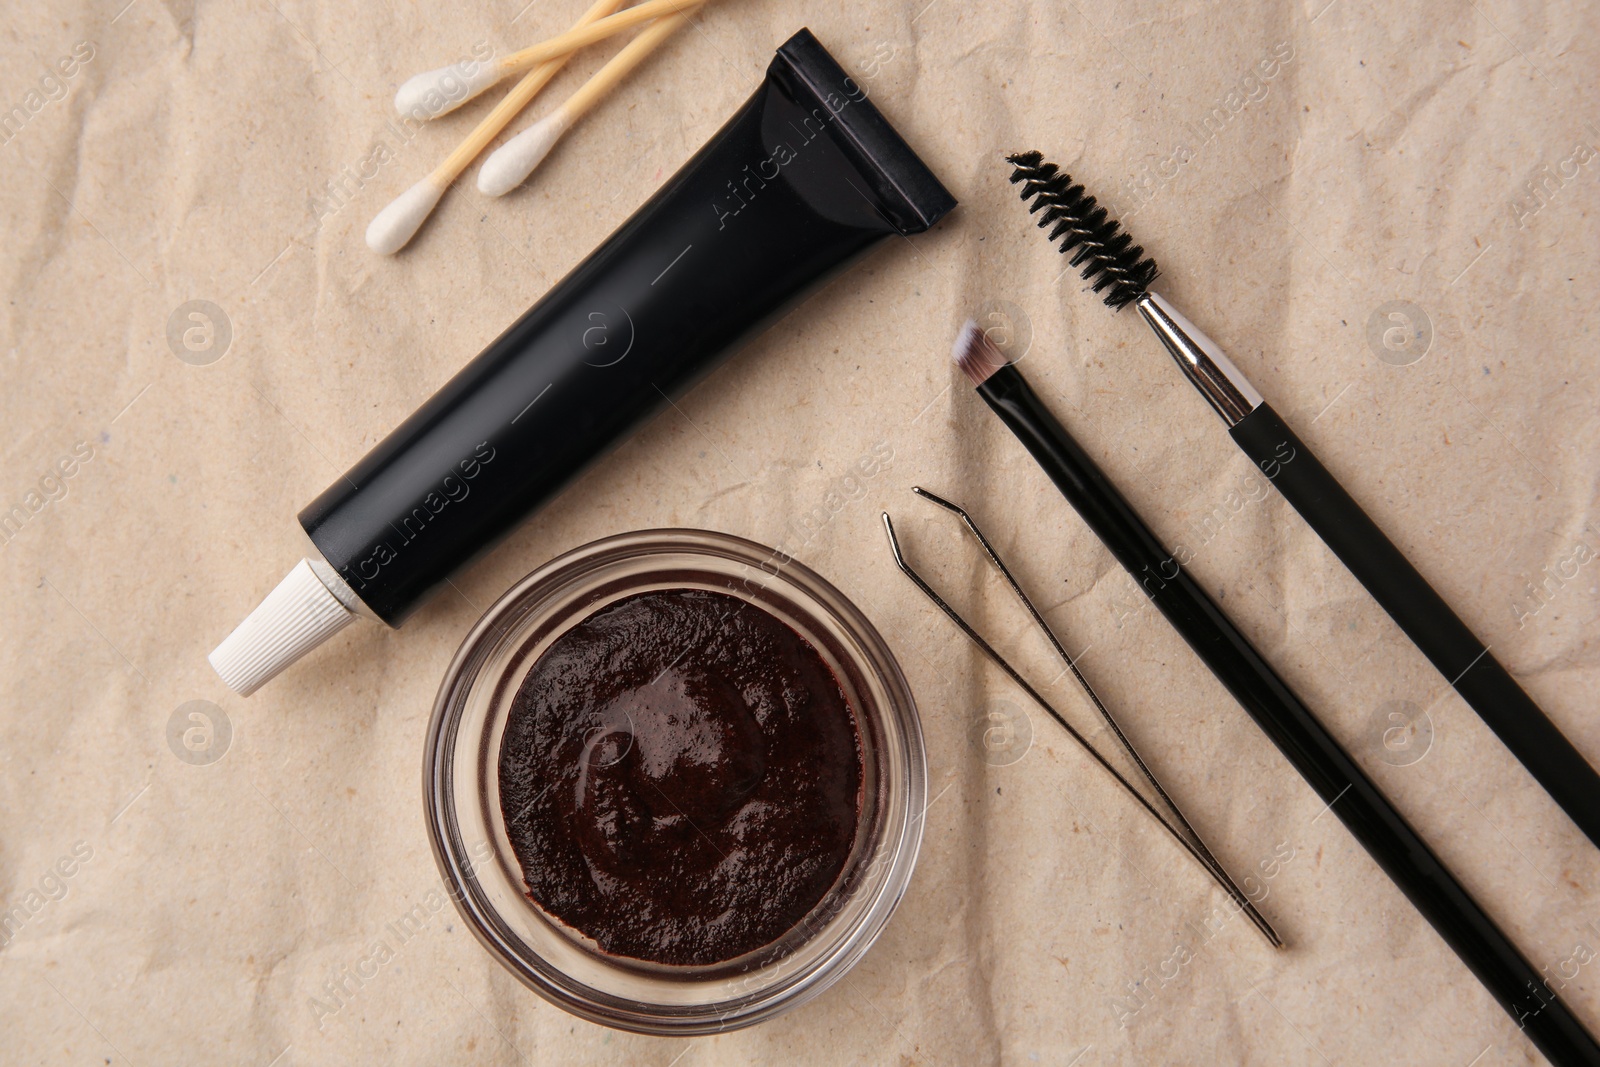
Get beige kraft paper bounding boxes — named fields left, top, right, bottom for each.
left=1, top=0, right=1597, bottom=1063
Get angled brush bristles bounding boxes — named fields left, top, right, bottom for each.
left=1006, top=150, right=1159, bottom=310
left=952, top=319, right=1008, bottom=387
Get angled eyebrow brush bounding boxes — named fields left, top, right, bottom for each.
left=951, top=319, right=1600, bottom=1066
left=1006, top=150, right=1600, bottom=853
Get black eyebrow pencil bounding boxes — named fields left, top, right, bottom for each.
left=1002, top=150, right=1600, bottom=852
left=951, top=321, right=1600, bottom=1066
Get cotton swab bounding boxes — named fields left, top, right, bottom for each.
left=394, top=0, right=701, bottom=120
left=478, top=9, right=698, bottom=196
left=366, top=0, right=625, bottom=255
left=393, top=60, right=502, bottom=121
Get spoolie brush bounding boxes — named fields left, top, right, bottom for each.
left=1006, top=147, right=1600, bottom=845
left=1004, top=149, right=1600, bottom=1065
left=1005, top=150, right=1157, bottom=309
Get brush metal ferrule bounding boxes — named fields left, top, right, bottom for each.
left=1136, top=292, right=1262, bottom=426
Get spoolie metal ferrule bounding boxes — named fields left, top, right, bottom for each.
left=1136, top=292, right=1263, bottom=427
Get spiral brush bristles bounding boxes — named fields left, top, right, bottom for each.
left=1006, top=150, right=1159, bottom=311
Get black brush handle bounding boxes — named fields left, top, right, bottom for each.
left=977, top=366, right=1600, bottom=1066
left=1232, top=402, right=1600, bottom=847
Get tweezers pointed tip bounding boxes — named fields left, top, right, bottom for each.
left=911, top=485, right=964, bottom=516
left=881, top=511, right=908, bottom=567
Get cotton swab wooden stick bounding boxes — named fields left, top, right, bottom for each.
left=366, top=0, right=625, bottom=255
left=478, top=8, right=699, bottom=196
left=395, top=0, right=702, bottom=120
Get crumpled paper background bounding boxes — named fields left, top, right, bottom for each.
left=2, top=0, right=1597, bottom=1063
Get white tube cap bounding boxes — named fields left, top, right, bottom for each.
left=209, top=559, right=359, bottom=696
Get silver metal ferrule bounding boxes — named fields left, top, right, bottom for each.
left=1136, top=291, right=1262, bottom=427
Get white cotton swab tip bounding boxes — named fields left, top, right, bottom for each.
left=477, top=111, right=573, bottom=196
left=394, top=62, right=502, bottom=120
left=366, top=178, right=445, bottom=255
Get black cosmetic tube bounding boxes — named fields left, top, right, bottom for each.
left=305, top=28, right=953, bottom=623
left=209, top=29, right=954, bottom=694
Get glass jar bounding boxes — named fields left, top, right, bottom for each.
left=424, top=529, right=926, bottom=1034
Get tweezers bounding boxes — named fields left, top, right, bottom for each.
left=883, top=486, right=1282, bottom=948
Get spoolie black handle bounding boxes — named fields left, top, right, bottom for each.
left=1231, top=402, right=1600, bottom=845
left=976, top=365, right=1600, bottom=1067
